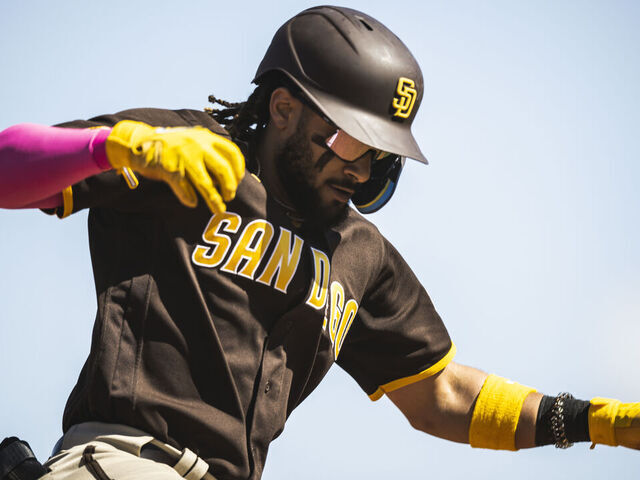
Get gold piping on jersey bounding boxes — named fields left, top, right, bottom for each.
left=60, top=186, right=74, bottom=219
left=392, top=77, right=417, bottom=119
left=368, top=343, right=457, bottom=401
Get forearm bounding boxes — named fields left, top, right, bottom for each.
left=0, top=123, right=111, bottom=208
left=514, top=391, right=543, bottom=448
left=388, top=362, right=487, bottom=443
left=389, top=363, right=539, bottom=447
left=391, top=361, right=639, bottom=452
left=0, top=119, right=245, bottom=215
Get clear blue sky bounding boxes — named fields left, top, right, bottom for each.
left=1, top=1, right=639, bottom=478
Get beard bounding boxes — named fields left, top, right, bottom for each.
left=275, top=116, right=351, bottom=230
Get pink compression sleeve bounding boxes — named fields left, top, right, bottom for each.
left=0, top=123, right=112, bottom=209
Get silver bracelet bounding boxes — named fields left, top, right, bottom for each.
left=551, top=392, right=574, bottom=449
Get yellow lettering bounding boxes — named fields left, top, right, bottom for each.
left=256, top=228, right=304, bottom=293
left=329, top=281, right=344, bottom=346
left=305, top=248, right=330, bottom=310
left=191, top=212, right=241, bottom=268
left=335, top=299, right=358, bottom=359
left=221, top=220, right=274, bottom=279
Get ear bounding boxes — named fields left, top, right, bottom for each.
left=269, top=87, right=303, bottom=133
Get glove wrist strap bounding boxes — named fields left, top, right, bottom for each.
left=589, top=397, right=621, bottom=447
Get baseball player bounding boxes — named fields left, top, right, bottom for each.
left=0, top=6, right=638, bottom=480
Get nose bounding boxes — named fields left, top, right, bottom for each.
left=343, top=154, right=371, bottom=184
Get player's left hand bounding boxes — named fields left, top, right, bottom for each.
left=105, top=120, right=245, bottom=214
left=589, top=398, right=640, bottom=450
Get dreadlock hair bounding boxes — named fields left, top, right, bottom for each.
left=206, top=72, right=299, bottom=162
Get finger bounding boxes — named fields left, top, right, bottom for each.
left=193, top=174, right=226, bottom=215
left=166, top=176, right=198, bottom=208
left=181, top=150, right=225, bottom=199
left=179, top=153, right=227, bottom=213
left=209, top=135, right=246, bottom=182
left=202, top=149, right=240, bottom=202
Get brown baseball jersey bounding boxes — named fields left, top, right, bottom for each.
left=45, top=108, right=454, bottom=480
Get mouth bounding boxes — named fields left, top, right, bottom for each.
left=328, top=183, right=355, bottom=203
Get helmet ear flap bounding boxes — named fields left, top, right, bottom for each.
left=352, top=157, right=405, bottom=214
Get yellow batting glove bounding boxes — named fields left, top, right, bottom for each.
left=589, top=397, right=640, bottom=450
left=105, top=120, right=245, bottom=214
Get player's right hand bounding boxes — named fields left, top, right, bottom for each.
left=589, top=397, right=640, bottom=450
left=105, top=120, right=245, bottom=214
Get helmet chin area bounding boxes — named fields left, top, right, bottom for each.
left=352, top=156, right=405, bottom=214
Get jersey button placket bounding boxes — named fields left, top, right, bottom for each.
left=264, top=381, right=271, bottom=394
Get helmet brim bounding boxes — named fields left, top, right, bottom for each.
left=300, top=80, right=429, bottom=165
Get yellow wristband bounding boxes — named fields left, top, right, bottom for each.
left=469, top=374, right=536, bottom=450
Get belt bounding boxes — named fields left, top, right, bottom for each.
left=139, top=439, right=215, bottom=480
left=53, top=423, right=216, bottom=480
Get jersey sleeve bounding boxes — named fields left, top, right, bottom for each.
left=336, top=237, right=455, bottom=401
left=41, top=108, right=231, bottom=219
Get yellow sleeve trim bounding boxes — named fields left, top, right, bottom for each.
left=60, top=186, right=73, bottom=219
left=368, top=343, right=457, bottom=401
